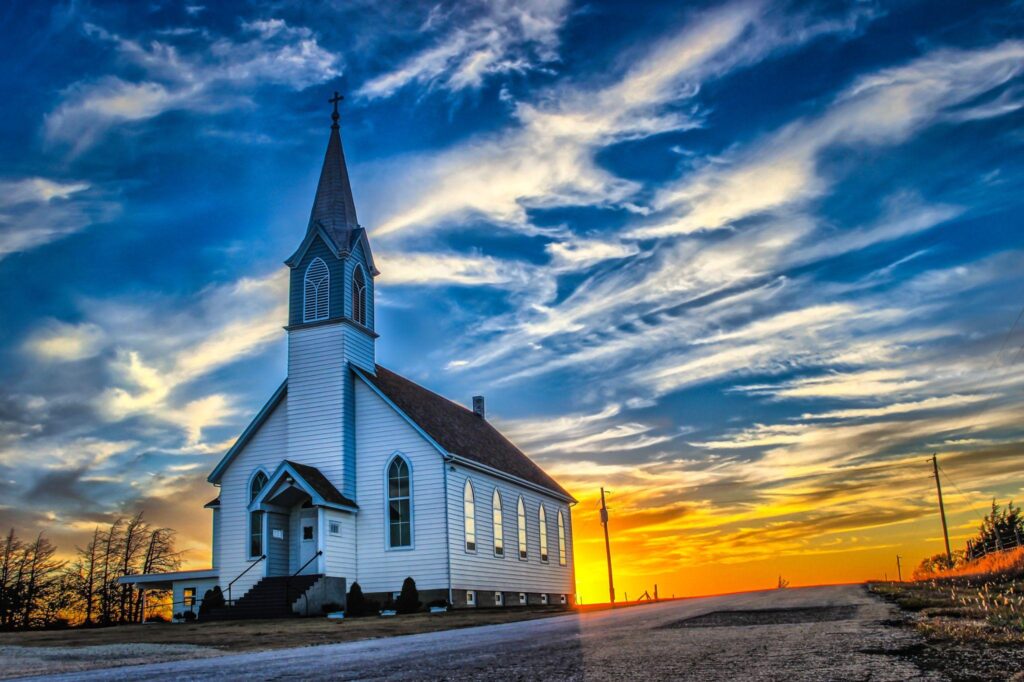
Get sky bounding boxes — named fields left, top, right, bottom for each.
left=1, top=0, right=1023, bottom=603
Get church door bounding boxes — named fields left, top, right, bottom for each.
left=298, top=510, right=319, bottom=574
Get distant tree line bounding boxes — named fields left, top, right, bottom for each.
left=0, top=512, right=179, bottom=630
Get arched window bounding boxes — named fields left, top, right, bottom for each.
left=249, top=471, right=268, bottom=558
left=558, top=510, right=567, bottom=566
left=303, top=257, right=329, bottom=322
left=517, top=497, right=527, bottom=560
left=539, top=504, right=548, bottom=563
left=352, top=265, right=367, bottom=326
left=387, top=456, right=411, bottom=548
left=492, top=489, right=504, bottom=557
left=463, top=480, right=476, bottom=552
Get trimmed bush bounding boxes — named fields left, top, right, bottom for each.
left=396, top=576, right=421, bottom=614
left=198, top=585, right=224, bottom=618
left=346, top=582, right=370, bottom=617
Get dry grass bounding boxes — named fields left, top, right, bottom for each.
left=916, top=547, right=1024, bottom=582
left=0, top=607, right=572, bottom=653
left=870, top=552, right=1024, bottom=647
left=0, top=608, right=576, bottom=679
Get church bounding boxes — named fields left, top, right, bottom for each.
left=121, top=97, right=576, bottom=618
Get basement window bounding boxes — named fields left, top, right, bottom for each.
left=494, top=592, right=503, bottom=606
left=519, top=593, right=527, bottom=605
left=541, top=594, right=549, bottom=605
left=560, top=594, right=567, bottom=605
left=466, top=590, right=476, bottom=606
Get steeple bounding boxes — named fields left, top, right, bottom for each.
left=308, top=92, right=359, bottom=249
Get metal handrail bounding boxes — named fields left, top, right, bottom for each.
left=227, top=554, right=266, bottom=604
left=285, top=550, right=323, bottom=614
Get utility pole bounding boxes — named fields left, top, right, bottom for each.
left=600, top=487, right=615, bottom=605
left=896, top=555, right=902, bottom=582
left=932, top=453, right=952, bottom=562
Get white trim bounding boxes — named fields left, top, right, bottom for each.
left=446, top=454, right=574, bottom=504
left=516, top=495, right=527, bottom=561
left=384, top=452, right=414, bottom=551
left=491, top=488, right=504, bottom=558
left=463, top=479, right=477, bottom=553
left=303, top=257, right=330, bottom=323
left=539, top=504, right=549, bottom=564
left=247, top=468, right=270, bottom=560
left=557, top=509, right=567, bottom=567
left=118, top=569, right=218, bottom=586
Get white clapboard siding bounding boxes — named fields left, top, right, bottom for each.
left=324, top=509, right=356, bottom=579
left=286, top=325, right=347, bottom=483
left=447, top=466, right=575, bottom=596
left=215, top=396, right=288, bottom=599
left=354, top=380, right=448, bottom=593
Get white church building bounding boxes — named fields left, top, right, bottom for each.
left=122, top=99, right=576, bottom=617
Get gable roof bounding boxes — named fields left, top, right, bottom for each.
left=359, top=365, right=575, bottom=502
left=285, top=460, right=359, bottom=509
left=249, top=460, right=359, bottom=512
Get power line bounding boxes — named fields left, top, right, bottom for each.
left=991, top=303, right=1024, bottom=368
left=937, top=461, right=987, bottom=523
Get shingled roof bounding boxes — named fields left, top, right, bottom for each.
left=307, top=105, right=359, bottom=250
left=360, top=365, right=574, bottom=501
left=285, top=460, right=359, bottom=509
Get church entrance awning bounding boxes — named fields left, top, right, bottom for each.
left=248, top=460, right=358, bottom=513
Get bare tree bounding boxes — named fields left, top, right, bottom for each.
left=118, top=513, right=149, bottom=623
left=98, top=518, right=122, bottom=625
left=19, top=533, right=64, bottom=629
left=0, top=529, right=23, bottom=629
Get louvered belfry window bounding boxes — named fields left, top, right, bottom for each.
left=303, top=257, right=330, bottom=322
left=352, top=266, right=367, bottom=326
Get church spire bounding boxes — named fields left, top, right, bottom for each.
left=307, top=92, right=359, bottom=247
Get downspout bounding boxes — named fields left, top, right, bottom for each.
left=443, top=454, right=453, bottom=605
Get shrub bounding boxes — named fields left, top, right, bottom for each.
left=348, top=577, right=372, bottom=614
left=181, top=610, right=197, bottom=622
left=396, top=577, right=421, bottom=614
left=321, top=602, right=343, bottom=615
left=426, top=598, right=450, bottom=609
left=198, top=585, right=224, bottom=617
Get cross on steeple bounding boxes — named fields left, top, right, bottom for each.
left=329, top=91, right=344, bottom=127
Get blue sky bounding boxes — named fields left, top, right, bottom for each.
left=1, top=0, right=1023, bottom=595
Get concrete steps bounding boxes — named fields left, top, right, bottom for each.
left=204, top=574, right=322, bottom=621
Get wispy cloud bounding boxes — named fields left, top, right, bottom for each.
left=44, top=19, right=340, bottom=153
left=0, top=177, right=118, bottom=260
left=634, top=40, right=1024, bottom=238
left=371, top=0, right=871, bottom=238
left=357, top=0, right=569, bottom=100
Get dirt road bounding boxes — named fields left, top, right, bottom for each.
left=8, top=584, right=940, bottom=680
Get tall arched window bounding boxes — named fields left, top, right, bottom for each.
left=463, top=480, right=476, bottom=552
left=352, top=265, right=367, bottom=326
left=249, top=471, right=268, bottom=558
left=492, top=489, right=504, bottom=557
left=303, top=257, right=330, bottom=322
left=558, top=510, right=567, bottom=566
left=539, top=504, right=548, bottom=563
left=517, top=497, right=527, bottom=560
left=387, top=456, right=411, bottom=548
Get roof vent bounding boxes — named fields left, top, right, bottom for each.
left=472, top=395, right=485, bottom=418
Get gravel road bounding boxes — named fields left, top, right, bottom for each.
left=15, top=584, right=941, bottom=681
